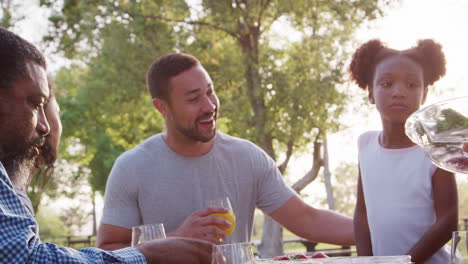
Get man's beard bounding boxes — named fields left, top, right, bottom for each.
left=0, top=136, right=45, bottom=190
left=36, top=140, right=57, bottom=168
left=172, top=112, right=217, bottom=143
left=2, top=157, right=35, bottom=189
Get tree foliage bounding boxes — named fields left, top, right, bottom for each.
left=44, top=0, right=388, bottom=171
left=46, top=0, right=182, bottom=193
left=28, top=166, right=58, bottom=212
left=0, top=0, right=23, bottom=28
left=36, top=209, right=69, bottom=237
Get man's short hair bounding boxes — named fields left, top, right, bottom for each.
left=146, top=53, right=200, bottom=101
left=0, top=27, right=47, bottom=89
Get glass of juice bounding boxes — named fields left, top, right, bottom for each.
left=205, top=197, right=236, bottom=237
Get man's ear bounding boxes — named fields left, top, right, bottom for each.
left=153, top=98, right=170, bottom=119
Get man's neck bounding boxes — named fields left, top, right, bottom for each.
left=163, top=132, right=216, bottom=157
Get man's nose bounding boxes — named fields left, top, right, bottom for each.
left=37, top=107, right=50, bottom=136
left=202, top=96, right=216, bottom=113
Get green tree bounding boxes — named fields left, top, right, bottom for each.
left=28, top=166, right=59, bottom=212
left=44, top=0, right=393, bottom=256
left=0, top=0, right=23, bottom=28
left=36, top=209, right=69, bottom=238
left=45, top=0, right=184, bottom=193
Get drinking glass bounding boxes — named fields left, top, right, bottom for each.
left=205, top=197, right=236, bottom=237
left=212, top=242, right=255, bottom=264
left=451, top=231, right=467, bottom=264
left=131, top=223, right=166, bottom=247
left=405, top=96, right=468, bottom=174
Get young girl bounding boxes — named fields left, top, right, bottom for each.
left=350, top=39, right=459, bottom=264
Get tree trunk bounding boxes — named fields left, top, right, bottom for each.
left=258, top=215, right=283, bottom=258
left=238, top=20, right=285, bottom=257
left=323, top=137, right=336, bottom=210
left=292, top=140, right=323, bottom=193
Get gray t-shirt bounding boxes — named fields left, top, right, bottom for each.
left=101, top=132, right=295, bottom=243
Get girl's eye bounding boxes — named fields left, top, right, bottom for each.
left=407, top=82, right=420, bottom=89
left=380, top=81, right=392, bottom=88
left=189, top=97, right=199, bottom=102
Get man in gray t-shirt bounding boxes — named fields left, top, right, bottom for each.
left=101, top=131, right=293, bottom=244
left=97, top=53, right=354, bottom=250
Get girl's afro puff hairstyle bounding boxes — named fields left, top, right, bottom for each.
left=349, top=39, right=446, bottom=90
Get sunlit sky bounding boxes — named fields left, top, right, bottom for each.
left=6, top=0, right=468, bottom=231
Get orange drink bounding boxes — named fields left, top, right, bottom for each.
left=210, top=209, right=236, bottom=236
left=205, top=197, right=236, bottom=237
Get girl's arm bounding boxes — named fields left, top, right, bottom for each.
left=407, top=168, right=458, bottom=264
left=354, top=168, right=373, bottom=255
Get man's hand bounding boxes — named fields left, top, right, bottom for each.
left=168, top=207, right=231, bottom=244
left=136, top=237, right=213, bottom=264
